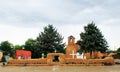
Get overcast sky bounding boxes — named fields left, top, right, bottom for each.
left=0, top=0, right=120, bottom=50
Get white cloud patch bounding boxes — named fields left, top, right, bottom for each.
left=98, top=18, right=120, bottom=50
left=0, top=24, right=41, bottom=45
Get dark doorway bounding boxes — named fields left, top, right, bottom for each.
left=53, top=56, right=59, bottom=64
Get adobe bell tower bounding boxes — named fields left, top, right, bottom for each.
left=66, top=36, right=80, bottom=58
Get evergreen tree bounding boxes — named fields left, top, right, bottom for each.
left=37, top=24, right=65, bottom=58
left=77, top=22, right=108, bottom=53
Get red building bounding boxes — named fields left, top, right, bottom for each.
left=16, top=50, right=32, bottom=59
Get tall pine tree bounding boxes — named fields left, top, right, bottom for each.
left=37, top=24, right=65, bottom=57
left=77, top=22, right=108, bottom=53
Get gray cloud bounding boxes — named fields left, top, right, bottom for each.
left=0, top=0, right=119, bottom=27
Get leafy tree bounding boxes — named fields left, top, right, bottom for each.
left=0, top=41, right=14, bottom=57
left=24, top=38, right=38, bottom=58
left=14, top=45, right=23, bottom=50
left=37, top=24, right=65, bottom=57
left=77, top=22, right=108, bottom=54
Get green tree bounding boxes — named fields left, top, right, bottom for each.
left=0, top=41, right=14, bottom=57
left=24, top=38, right=38, bottom=58
left=116, top=47, right=120, bottom=53
left=37, top=24, right=65, bottom=57
left=77, top=22, right=108, bottom=54
left=14, top=45, right=23, bottom=50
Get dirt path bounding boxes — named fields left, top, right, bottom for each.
left=0, top=64, right=120, bottom=72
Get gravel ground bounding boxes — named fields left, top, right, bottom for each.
left=0, top=63, right=120, bottom=72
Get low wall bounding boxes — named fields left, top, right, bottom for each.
left=59, top=57, right=115, bottom=66
left=7, top=58, right=114, bottom=66
left=61, top=59, right=105, bottom=66
left=7, top=58, right=48, bottom=66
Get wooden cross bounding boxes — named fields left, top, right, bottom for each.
left=70, top=50, right=77, bottom=59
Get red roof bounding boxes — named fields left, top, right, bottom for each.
left=16, top=50, right=32, bottom=59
